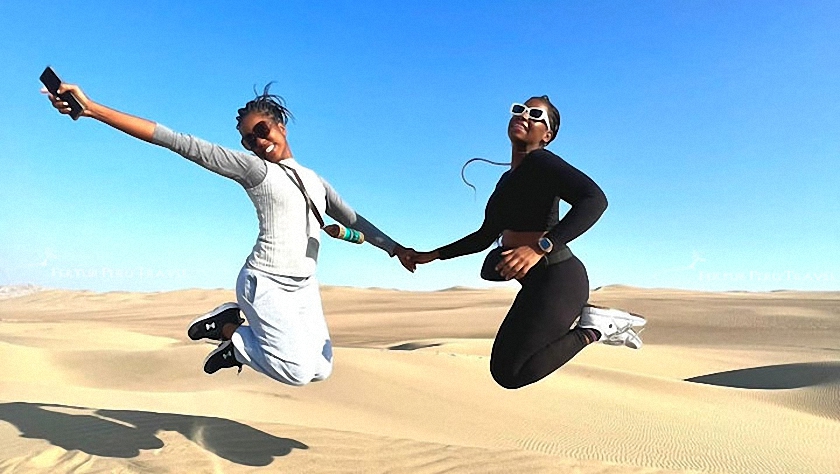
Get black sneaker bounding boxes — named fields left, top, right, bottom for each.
left=188, top=303, right=244, bottom=341
left=203, top=340, right=243, bottom=374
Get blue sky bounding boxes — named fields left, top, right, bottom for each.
left=1, top=1, right=838, bottom=292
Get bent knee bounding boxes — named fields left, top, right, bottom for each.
left=310, top=369, right=332, bottom=383
left=491, top=371, right=527, bottom=390
left=285, top=361, right=333, bottom=386
left=490, top=360, right=526, bottom=390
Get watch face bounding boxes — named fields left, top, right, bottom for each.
left=539, top=238, right=552, bottom=252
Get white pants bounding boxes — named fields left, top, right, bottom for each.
left=230, top=265, right=333, bottom=386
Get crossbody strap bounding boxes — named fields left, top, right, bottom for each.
left=278, top=163, right=325, bottom=228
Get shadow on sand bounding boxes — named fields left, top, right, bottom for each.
left=0, top=402, right=307, bottom=466
left=388, top=342, right=444, bottom=351
left=686, top=361, right=840, bottom=389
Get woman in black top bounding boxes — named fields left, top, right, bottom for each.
left=407, top=96, right=642, bottom=389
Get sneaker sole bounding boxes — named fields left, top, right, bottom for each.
left=188, top=302, right=241, bottom=341
left=596, top=327, right=643, bottom=349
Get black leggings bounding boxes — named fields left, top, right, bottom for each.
left=490, top=256, right=590, bottom=389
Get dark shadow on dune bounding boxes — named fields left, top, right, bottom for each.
left=0, top=402, right=307, bottom=466
left=388, top=342, right=444, bottom=351
left=686, top=362, right=840, bottom=389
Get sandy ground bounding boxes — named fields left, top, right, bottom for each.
left=0, top=284, right=838, bottom=473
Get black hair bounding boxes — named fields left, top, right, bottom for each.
left=459, top=95, right=562, bottom=193
left=529, top=95, right=561, bottom=144
left=236, top=82, right=293, bottom=129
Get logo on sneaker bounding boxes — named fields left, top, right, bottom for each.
left=206, top=322, right=216, bottom=330
left=223, top=352, right=230, bottom=359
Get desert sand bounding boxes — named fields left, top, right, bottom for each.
left=0, top=284, right=838, bottom=473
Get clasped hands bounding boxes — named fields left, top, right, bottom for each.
left=393, top=244, right=544, bottom=280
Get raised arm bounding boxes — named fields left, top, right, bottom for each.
left=45, top=83, right=265, bottom=187
left=47, top=83, right=156, bottom=142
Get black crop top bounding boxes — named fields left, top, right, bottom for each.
left=436, top=149, right=608, bottom=260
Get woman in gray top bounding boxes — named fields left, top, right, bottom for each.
left=45, top=82, right=414, bottom=385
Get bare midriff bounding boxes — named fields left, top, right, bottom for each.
left=501, top=230, right=545, bottom=248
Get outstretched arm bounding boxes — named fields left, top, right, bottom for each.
left=433, top=218, right=500, bottom=260
left=321, top=178, right=416, bottom=272
left=45, top=83, right=156, bottom=142
left=408, top=219, right=499, bottom=269
left=44, top=83, right=265, bottom=187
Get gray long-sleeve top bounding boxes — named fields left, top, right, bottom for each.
left=151, top=124, right=399, bottom=277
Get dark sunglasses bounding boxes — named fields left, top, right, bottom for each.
left=241, top=121, right=271, bottom=150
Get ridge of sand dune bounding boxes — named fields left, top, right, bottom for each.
left=0, top=285, right=45, bottom=300
left=593, top=284, right=840, bottom=298
left=1, top=286, right=838, bottom=473
left=687, top=360, right=840, bottom=422
left=0, top=322, right=179, bottom=351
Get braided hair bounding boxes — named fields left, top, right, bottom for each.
left=236, top=82, right=293, bottom=130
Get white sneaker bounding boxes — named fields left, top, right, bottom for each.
left=579, top=306, right=646, bottom=349
left=581, top=305, right=647, bottom=327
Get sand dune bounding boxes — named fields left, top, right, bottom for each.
left=0, top=285, right=838, bottom=473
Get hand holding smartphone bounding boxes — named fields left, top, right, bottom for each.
left=40, top=66, right=85, bottom=120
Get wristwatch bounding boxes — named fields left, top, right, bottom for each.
left=537, top=236, right=554, bottom=254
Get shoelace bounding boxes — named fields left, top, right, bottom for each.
left=602, top=320, right=638, bottom=346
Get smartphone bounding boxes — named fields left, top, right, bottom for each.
left=40, top=66, right=84, bottom=120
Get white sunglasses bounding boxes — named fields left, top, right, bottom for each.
left=510, top=103, right=551, bottom=130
